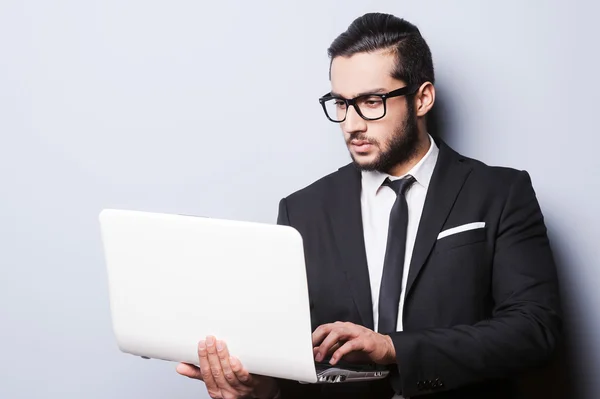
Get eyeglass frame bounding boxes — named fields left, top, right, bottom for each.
left=318, top=84, right=420, bottom=123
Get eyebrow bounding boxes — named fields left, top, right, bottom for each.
left=330, top=88, right=388, bottom=98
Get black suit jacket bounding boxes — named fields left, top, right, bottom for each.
left=274, top=138, right=562, bottom=399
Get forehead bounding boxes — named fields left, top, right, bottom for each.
left=330, top=51, right=400, bottom=97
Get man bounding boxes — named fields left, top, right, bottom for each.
left=177, top=12, right=562, bottom=399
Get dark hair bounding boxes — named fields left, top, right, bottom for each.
left=327, top=13, right=434, bottom=87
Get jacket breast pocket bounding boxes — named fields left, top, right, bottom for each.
left=434, top=226, right=487, bottom=253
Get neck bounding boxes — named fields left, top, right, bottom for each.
left=387, top=133, right=431, bottom=177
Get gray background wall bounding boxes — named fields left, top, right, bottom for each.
left=1, top=0, right=597, bottom=398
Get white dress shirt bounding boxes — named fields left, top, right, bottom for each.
left=360, top=135, right=439, bottom=333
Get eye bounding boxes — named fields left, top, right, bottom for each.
left=362, top=96, right=383, bottom=107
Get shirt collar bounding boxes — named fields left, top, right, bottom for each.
left=361, top=134, right=439, bottom=196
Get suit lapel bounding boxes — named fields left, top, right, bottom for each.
left=328, top=164, right=375, bottom=330
left=405, top=140, right=473, bottom=298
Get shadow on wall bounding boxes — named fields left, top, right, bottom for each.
left=425, top=86, right=451, bottom=144
left=427, top=91, right=582, bottom=399
left=516, top=234, right=583, bottom=399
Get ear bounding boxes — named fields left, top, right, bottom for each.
left=415, top=82, right=435, bottom=117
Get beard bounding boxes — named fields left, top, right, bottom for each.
left=347, top=102, right=420, bottom=174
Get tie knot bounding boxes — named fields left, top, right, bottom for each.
left=382, top=175, right=416, bottom=196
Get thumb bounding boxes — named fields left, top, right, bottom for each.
left=176, top=362, right=204, bottom=380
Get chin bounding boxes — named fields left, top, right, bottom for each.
left=351, top=154, right=381, bottom=171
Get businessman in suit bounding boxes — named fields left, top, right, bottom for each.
left=176, top=12, right=562, bottom=399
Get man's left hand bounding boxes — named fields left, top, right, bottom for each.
left=312, top=322, right=397, bottom=366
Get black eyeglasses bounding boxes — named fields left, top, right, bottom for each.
left=318, top=85, right=419, bottom=123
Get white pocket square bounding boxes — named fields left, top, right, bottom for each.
left=437, top=222, right=486, bottom=240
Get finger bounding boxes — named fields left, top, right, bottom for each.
left=198, top=339, right=219, bottom=393
left=230, top=356, right=253, bottom=385
left=313, top=342, right=341, bottom=359
left=216, top=340, right=244, bottom=388
left=206, top=336, right=231, bottom=389
left=176, top=362, right=204, bottom=380
left=331, top=338, right=364, bottom=365
left=312, top=323, right=334, bottom=346
left=313, top=342, right=342, bottom=362
left=316, top=327, right=350, bottom=363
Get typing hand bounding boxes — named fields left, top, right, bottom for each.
left=312, top=322, right=396, bottom=366
left=176, top=336, right=279, bottom=399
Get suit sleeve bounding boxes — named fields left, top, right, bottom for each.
left=272, top=198, right=323, bottom=398
left=276, top=198, right=291, bottom=226
left=389, top=171, right=563, bottom=397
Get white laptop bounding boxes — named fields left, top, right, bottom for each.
left=98, top=209, right=389, bottom=384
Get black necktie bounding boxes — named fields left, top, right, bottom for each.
left=377, top=175, right=416, bottom=333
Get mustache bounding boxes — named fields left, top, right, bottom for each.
left=346, top=134, right=379, bottom=145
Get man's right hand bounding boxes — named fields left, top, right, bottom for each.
left=176, top=336, right=280, bottom=399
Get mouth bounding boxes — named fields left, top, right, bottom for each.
left=350, top=139, right=374, bottom=153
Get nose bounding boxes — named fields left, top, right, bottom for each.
left=342, top=105, right=367, bottom=134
